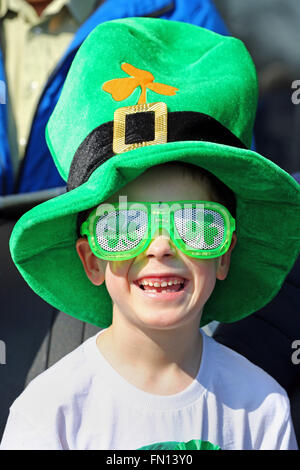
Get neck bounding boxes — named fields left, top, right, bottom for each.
left=97, top=310, right=203, bottom=395
left=26, top=1, right=53, bottom=16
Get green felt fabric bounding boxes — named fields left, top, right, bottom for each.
left=9, top=18, right=300, bottom=327
left=46, top=17, right=257, bottom=178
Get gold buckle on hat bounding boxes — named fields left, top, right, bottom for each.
left=113, top=102, right=168, bottom=154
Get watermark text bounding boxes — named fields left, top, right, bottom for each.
left=0, top=340, right=6, bottom=364
left=291, top=340, right=300, bottom=365
left=291, top=80, right=300, bottom=104
left=0, top=80, right=5, bottom=104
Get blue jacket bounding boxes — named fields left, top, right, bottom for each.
left=0, top=0, right=228, bottom=195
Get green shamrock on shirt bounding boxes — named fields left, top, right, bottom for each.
left=138, top=439, right=221, bottom=450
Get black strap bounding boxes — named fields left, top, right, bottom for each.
left=67, top=111, right=247, bottom=191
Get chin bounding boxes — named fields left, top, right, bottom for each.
left=134, top=307, right=197, bottom=330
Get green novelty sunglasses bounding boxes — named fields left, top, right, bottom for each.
left=80, top=200, right=236, bottom=261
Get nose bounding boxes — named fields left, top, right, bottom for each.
left=145, top=228, right=176, bottom=259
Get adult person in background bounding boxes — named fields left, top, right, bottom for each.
left=0, top=0, right=228, bottom=195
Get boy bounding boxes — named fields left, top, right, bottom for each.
left=1, top=18, right=300, bottom=450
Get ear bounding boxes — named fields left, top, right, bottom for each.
left=216, top=232, right=237, bottom=281
left=76, top=238, right=105, bottom=286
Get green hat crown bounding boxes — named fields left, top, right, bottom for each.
left=46, top=17, right=258, bottom=182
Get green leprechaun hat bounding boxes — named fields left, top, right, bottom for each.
left=9, top=18, right=300, bottom=327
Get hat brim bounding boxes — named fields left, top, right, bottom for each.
left=10, top=141, right=300, bottom=327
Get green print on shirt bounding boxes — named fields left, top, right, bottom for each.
left=138, top=439, right=221, bottom=450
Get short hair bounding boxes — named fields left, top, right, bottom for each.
left=76, top=161, right=236, bottom=238
left=169, top=161, right=236, bottom=218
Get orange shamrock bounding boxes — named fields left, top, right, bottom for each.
left=102, top=63, right=178, bottom=104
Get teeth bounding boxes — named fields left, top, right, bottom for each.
left=138, top=278, right=185, bottom=287
left=146, top=289, right=181, bottom=294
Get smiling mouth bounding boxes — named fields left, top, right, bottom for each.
left=134, top=277, right=187, bottom=294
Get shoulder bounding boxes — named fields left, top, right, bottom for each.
left=202, top=332, right=290, bottom=410
left=201, top=332, right=297, bottom=449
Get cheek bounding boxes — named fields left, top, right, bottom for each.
left=104, top=260, right=133, bottom=298
left=191, top=261, right=218, bottom=310
left=106, top=260, right=131, bottom=276
left=190, top=258, right=219, bottom=292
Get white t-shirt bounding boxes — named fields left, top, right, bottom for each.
left=0, top=329, right=297, bottom=450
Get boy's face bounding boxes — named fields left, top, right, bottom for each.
left=76, top=164, right=236, bottom=331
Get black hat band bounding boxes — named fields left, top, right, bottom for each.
left=67, top=111, right=247, bottom=191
